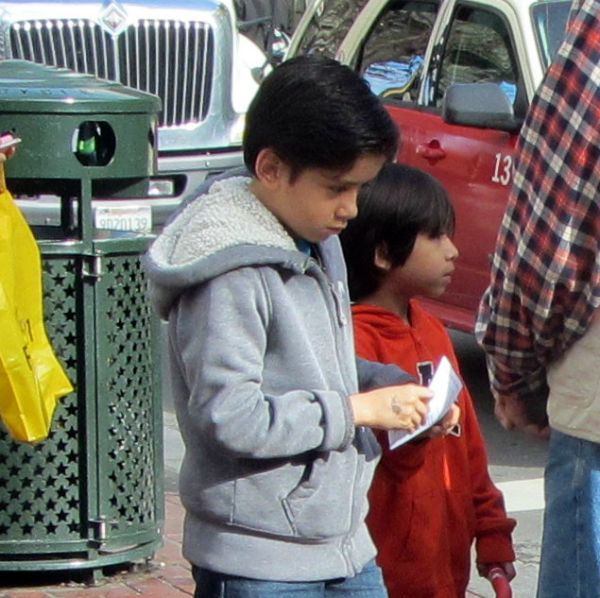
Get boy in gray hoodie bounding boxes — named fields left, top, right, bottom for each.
left=144, top=55, right=437, bottom=597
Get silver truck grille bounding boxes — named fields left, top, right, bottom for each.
left=9, top=19, right=214, bottom=127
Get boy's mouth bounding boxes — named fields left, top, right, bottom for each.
left=327, top=226, right=346, bottom=235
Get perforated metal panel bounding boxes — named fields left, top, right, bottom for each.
left=0, top=253, right=82, bottom=552
left=0, top=240, right=163, bottom=571
left=95, top=246, right=163, bottom=547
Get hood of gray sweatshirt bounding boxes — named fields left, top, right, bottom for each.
left=145, top=176, right=308, bottom=319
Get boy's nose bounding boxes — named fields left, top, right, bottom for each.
left=444, top=236, right=459, bottom=260
left=337, top=191, right=359, bottom=221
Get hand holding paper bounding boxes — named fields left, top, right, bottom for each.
left=388, top=356, right=462, bottom=449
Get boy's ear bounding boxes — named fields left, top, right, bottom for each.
left=254, top=148, right=284, bottom=188
left=374, top=244, right=392, bottom=271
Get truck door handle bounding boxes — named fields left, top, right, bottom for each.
left=416, top=141, right=446, bottom=161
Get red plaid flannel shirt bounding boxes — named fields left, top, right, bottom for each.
left=475, top=0, right=600, bottom=406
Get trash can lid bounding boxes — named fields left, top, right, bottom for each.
left=0, top=60, right=161, bottom=114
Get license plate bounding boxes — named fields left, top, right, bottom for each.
left=94, top=205, right=152, bottom=233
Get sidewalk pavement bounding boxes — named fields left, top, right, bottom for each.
left=0, top=493, right=484, bottom=597
left=0, top=492, right=193, bottom=597
left=0, top=411, right=484, bottom=597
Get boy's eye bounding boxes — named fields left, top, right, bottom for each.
left=330, top=185, right=349, bottom=194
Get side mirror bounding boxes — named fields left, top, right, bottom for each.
left=442, top=82, right=522, bottom=132
left=269, top=28, right=291, bottom=65
left=238, top=17, right=291, bottom=67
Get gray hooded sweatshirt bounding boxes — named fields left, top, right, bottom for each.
left=144, top=175, right=411, bottom=581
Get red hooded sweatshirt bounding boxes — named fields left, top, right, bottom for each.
left=353, top=301, right=515, bottom=598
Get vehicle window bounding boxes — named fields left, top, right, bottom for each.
left=358, top=1, right=438, bottom=102
left=434, top=6, right=522, bottom=113
left=296, top=0, right=370, bottom=58
left=531, top=1, right=571, bottom=69
left=235, top=0, right=308, bottom=51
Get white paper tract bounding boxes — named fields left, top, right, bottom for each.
left=388, top=356, right=463, bottom=449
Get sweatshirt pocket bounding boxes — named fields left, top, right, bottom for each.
left=232, top=452, right=357, bottom=540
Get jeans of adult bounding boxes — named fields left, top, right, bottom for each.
left=537, top=428, right=600, bottom=598
left=192, top=559, right=388, bottom=597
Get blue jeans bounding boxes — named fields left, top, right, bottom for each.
left=537, top=429, right=600, bottom=598
left=192, top=559, right=387, bottom=597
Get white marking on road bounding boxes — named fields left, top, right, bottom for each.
left=496, top=478, right=545, bottom=513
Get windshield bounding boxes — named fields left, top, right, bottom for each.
left=531, top=1, right=572, bottom=69
left=295, top=0, right=371, bottom=57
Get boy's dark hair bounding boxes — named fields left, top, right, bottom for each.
left=340, top=163, right=455, bottom=301
left=243, top=55, right=399, bottom=176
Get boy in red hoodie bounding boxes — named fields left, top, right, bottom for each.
left=340, top=163, right=516, bottom=597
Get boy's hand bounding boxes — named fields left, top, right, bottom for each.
left=350, top=384, right=432, bottom=431
left=477, top=561, right=516, bottom=581
left=428, top=403, right=461, bottom=438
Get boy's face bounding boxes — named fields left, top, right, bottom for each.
left=253, top=150, right=386, bottom=243
left=384, top=233, right=459, bottom=300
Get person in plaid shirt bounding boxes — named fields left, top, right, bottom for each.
left=476, top=1, right=600, bottom=595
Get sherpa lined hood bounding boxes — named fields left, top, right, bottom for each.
left=144, top=176, right=310, bottom=319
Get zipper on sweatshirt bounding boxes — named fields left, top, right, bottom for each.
left=330, top=280, right=349, bottom=327
left=304, top=259, right=354, bottom=386
left=302, top=257, right=349, bottom=329
left=340, top=536, right=356, bottom=576
left=304, top=255, right=370, bottom=578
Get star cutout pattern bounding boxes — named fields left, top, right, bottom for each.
left=0, top=250, right=160, bottom=558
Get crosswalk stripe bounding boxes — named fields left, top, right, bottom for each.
left=496, top=478, right=545, bottom=513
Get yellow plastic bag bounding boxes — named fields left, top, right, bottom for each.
left=0, top=164, right=73, bottom=443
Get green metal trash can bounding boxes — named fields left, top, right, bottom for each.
left=0, top=60, right=164, bottom=577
